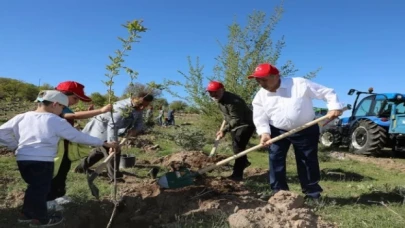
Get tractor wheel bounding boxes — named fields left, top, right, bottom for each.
left=349, top=119, right=387, bottom=156
left=320, top=129, right=341, bottom=149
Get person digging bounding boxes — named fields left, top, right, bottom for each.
left=206, top=81, right=255, bottom=181
left=249, top=63, right=343, bottom=203
left=74, top=92, right=154, bottom=183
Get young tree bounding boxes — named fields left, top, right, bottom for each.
left=176, top=4, right=320, bottom=130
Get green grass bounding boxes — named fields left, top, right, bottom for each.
left=2, top=115, right=405, bottom=227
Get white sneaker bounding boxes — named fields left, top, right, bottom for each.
left=47, top=200, right=64, bottom=211
left=55, top=196, right=72, bottom=205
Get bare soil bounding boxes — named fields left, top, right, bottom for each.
left=1, top=151, right=336, bottom=228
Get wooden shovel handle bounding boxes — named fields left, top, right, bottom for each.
left=94, top=137, right=128, bottom=174
left=199, top=107, right=348, bottom=174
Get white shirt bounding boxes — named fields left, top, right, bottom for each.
left=252, top=77, right=343, bottom=135
left=0, top=111, right=104, bottom=162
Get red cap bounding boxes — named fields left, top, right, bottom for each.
left=206, top=81, right=224, bottom=92
left=55, top=81, right=92, bottom=102
left=247, top=63, right=279, bottom=79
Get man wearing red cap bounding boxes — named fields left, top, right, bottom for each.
left=47, top=81, right=112, bottom=210
left=249, top=63, right=343, bottom=202
left=206, top=81, right=255, bottom=181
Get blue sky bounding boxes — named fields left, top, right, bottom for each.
left=1, top=0, right=405, bottom=117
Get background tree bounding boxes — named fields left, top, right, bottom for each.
left=169, top=100, right=188, bottom=111
left=184, top=106, right=200, bottom=114
left=153, top=98, right=169, bottom=109
left=89, top=92, right=107, bottom=107
left=20, top=83, right=39, bottom=101
left=121, top=82, right=162, bottom=98
left=39, top=83, right=55, bottom=90
left=175, top=4, right=320, bottom=131
left=103, top=93, right=119, bottom=103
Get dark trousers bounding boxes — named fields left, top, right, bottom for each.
left=17, top=161, right=54, bottom=223
left=268, top=124, right=322, bottom=198
left=47, top=141, right=70, bottom=201
left=76, top=147, right=121, bottom=180
left=230, top=125, right=255, bottom=177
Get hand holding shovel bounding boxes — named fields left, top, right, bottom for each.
left=208, top=120, right=226, bottom=157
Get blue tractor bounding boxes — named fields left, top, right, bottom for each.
left=320, top=87, right=405, bottom=156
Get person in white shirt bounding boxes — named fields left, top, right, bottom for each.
left=0, top=90, right=117, bottom=227
left=249, top=63, right=343, bottom=202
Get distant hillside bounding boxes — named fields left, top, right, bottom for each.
left=0, top=77, right=53, bottom=101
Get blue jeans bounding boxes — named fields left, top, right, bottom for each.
left=17, top=161, right=54, bottom=222
left=268, top=124, right=322, bottom=198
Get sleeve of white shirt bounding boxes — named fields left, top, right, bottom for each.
left=252, top=93, right=271, bottom=135
left=305, top=79, right=344, bottom=110
left=54, top=117, right=104, bottom=146
left=0, top=115, right=21, bottom=150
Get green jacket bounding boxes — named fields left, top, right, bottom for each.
left=217, top=91, right=254, bottom=133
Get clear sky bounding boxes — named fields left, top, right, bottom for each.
left=1, top=0, right=404, bottom=117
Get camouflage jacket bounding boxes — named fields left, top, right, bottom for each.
left=217, top=91, right=254, bottom=133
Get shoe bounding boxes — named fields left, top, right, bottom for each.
left=29, top=215, right=64, bottom=227
left=17, top=213, right=32, bottom=223
left=47, top=200, right=64, bottom=212
left=304, top=195, right=321, bottom=206
left=244, top=161, right=251, bottom=169
left=54, top=196, right=72, bottom=205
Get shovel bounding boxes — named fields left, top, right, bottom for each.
left=157, top=106, right=349, bottom=189
left=87, top=137, right=128, bottom=199
left=208, top=120, right=226, bottom=157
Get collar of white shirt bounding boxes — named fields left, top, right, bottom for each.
left=266, top=77, right=289, bottom=96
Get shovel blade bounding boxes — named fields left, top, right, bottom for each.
left=157, top=168, right=196, bottom=189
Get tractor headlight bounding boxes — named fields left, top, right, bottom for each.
left=397, top=94, right=403, bottom=100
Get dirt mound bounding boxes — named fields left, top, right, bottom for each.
left=110, top=175, right=265, bottom=228
left=124, top=136, right=160, bottom=152
left=228, top=191, right=337, bottom=228
left=61, top=178, right=263, bottom=228
left=0, top=147, right=13, bottom=156
left=62, top=183, right=336, bottom=228
left=151, top=151, right=230, bottom=170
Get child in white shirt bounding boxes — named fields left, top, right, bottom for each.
left=0, top=90, right=117, bottom=227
